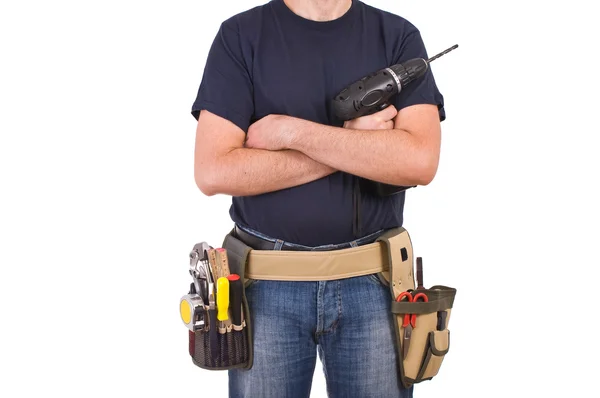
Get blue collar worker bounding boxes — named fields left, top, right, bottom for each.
left=190, top=0, right=445, bottom=396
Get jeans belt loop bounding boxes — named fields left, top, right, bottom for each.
left=273, top=239, right=284, bottom=251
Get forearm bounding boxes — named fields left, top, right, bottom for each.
left=289, top=120, right=437, bottom=186
left=199, top=147, right=335, bottom=196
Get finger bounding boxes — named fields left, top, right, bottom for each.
left=385, top=120, right=394, bottom=130
left=379, top=104, right=398, bottom=120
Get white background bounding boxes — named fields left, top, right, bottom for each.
left=1, top=0, right=598, bottom=397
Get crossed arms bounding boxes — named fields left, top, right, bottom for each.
left=194, top=104, right=441, bottom=197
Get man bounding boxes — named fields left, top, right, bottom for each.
left=191, top=0, right=445, bottom=396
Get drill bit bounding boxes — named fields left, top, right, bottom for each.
left=427, top=44, right=459, bottom=63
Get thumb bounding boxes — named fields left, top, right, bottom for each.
left=379, top=104, right=398, bottom=120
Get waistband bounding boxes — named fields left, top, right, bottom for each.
left=233, top=224, right=384, bottom=251
left=223, top=227, right=405, bottom=281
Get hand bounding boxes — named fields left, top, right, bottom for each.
left=245, top=114, right=298, bottom=151
left=343, top=105, right=398, bottom=130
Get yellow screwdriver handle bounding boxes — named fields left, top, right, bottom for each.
left=216, top=277, right=229, bottom=321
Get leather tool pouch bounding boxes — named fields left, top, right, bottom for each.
left=376, top=227, right=457, bottom=388
left=188, top=233, right=254, bottom=370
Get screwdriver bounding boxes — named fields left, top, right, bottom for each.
left=216, top=277, right=229, bottom=321
left=227, top=274, right=243, bottom=327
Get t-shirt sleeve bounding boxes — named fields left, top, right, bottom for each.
left=191, top=21, right=254, bottom=133
left=392, top=27, right=446, bottom=122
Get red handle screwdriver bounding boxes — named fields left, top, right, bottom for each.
left=227, top=274, right=243, bottom=326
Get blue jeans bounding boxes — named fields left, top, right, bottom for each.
left=228, top=227, right=413, bottom=397
left=235, top=224, right=385, bottom=251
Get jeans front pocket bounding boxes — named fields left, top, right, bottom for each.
left=365, top=272, right=389, bottom=288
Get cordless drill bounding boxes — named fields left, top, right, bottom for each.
left=332, top=44, right=458, bottom=196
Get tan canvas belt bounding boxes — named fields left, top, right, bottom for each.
left=243, top=241, right=389, bottom=281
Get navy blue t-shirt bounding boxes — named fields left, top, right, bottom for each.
left=191, top=0, right=445, bottom=246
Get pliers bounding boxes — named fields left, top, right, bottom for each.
left=189, top=242, right=219, bottom=359
left=189, top=242, right=213, bottom=306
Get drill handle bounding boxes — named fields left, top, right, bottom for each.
left=366, top=101, right=391, bottom=115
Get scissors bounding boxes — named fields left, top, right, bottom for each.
left=396, top=290, right=428, bottom=359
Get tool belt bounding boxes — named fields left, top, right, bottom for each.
left=376, top=228, right=457, bottom=388
left=180, top=240, right=253, bottom=370
left=180, top=227, right=456, bottom=388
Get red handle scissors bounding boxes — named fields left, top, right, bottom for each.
left=396, top=291, right=428, bottom=359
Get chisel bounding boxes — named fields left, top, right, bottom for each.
left=415, top=257, right=426, bottom=290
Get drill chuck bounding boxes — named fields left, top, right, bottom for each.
left=389, top=58, right=429, bottom=89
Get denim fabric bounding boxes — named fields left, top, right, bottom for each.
left=228, top=227, right=413, bottom=398
left=236, top=224, right=385, bottom=252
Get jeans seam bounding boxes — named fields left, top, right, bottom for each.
left=315, top=281, right=325, bottom=336
left=321, top=282, right=341, bottom=335
left=337, top=280, right=342, bottom=324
